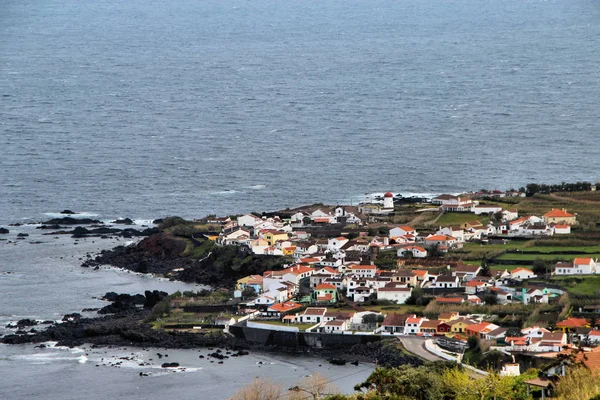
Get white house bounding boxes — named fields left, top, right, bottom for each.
left=573, top=258, right=597, bottom=274
left=297, top=308, right=327, bottom=324
left=554, top=258, right=597, bottom=275
left=472, top=204, right=503, bottom=215
left=404, top=317, right=427, bottom=335
left=376, top=286, right=412, bottom=304
left=322, top=319, right=347, bottom=333
left=502, top=209, right=519, bottom=221
left=434, top=275, right=460, bottom=288
left=553, top=224, right=571, bottom=235
left=237, top=214, right=263, bottom=228
left=389, top=225, right=417, bottom=238
left=397, top=245, right=428, bottom=258
left=432, top=195, right=474, bottom=210
left=510, top=267, right=536, bottom=281
left=327, top=236, right=349, bottom=251
left=349, top=265, right=377, bottom=279
left=437, top=227, right=465, bottom=242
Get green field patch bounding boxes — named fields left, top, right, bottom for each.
left=436, top=213, right=489, bottom=226
left=496, top=253, right=600, bottom=261
left=550, top=276, right=600, bottom=296
left=520, top=246, right=600, bottom=253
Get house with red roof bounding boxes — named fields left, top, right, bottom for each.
left=389, top=225, right=417, bottom=238
left=466, top=322, right=500, bottom=339
left=404, top=316, right=427, bottom=335
left=464, top=280, right=490, bottom=294
left=314, top=283, right=338, bottom=304
left=435, top=296, right=465, bottom=305
left=397, top=245, right=428, bottom=258
left=424, top=234, right=459, bottom=250
left=510, top=267, right=536, bottom=281
left=543, top=209, right=576, bottom=225
left=555, top=317, right=590, bottom=333
left=554, top=258, right=597, bottom=275
left=264, top=301, right=303, bottom=318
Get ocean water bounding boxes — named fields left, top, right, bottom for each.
left=2, top=0, right=600, bottom=225
left=2, top=0, right=600, bottom=398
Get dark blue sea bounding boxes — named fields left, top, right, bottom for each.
left=1, top=0, right=600, bottom=398
left=2, top=0, right=600, bottom=226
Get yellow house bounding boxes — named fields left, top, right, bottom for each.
left=283, top=246, right=296, bottom=256
left=555, top=317, right=590, bottom=333
left=460, top=220, right=482, bottom=230
left=449, top=318, right=476, bottom=334
left=262, top=230, right=289, bottom=246
left=438, top=312, right=460, bottom=323
left=543, top=209, right=576, bottom=225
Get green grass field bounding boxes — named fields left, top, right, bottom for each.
left=496, top=253, right=600, bottom=261
left=550, top=276, right=600, bottom=296
left=520, top=246, right=600, bottom=253
left=436, top=213, right=489, bottom=226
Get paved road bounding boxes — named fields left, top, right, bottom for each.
left=399, top=337, right=444, bottom=362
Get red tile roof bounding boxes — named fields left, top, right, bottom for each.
left=544, top=209, right=574, bottom=218
left=556, top=317, right=589, bottom=328
left=316, top=284, right=337, bottom=290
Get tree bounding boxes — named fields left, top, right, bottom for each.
left=289, top=372, right=337, bottom=400
left=356, top=365, right=445, bottom=400
left=483, top=290, right=498, bottom=305
left=405, top=287, right=429, bottom=306
left=505, top=327, right=523, bottom=337
left=241, top=286, right=256, bottom=300
left=231, top=378, right=283, bottom=400
left=532, top=258, right=551, bottom=276
left=362, top=313, right=385, bottom=328
left=480, top=257, right=491, bottom=277
left=467, top=335, right=480, bottom=351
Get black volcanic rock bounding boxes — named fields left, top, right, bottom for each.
left=17, top=233, right=29, bottom=237
left=0, top=228, right=9, bottom=234
left=37, top=224, right=64, bottom=230
left=60, top=210, right=77, bottom=214
left=112, top=218, right=134, bottom=225
left=16, top=319, right=38, bottom=328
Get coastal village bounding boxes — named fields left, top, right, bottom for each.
left=148, top=185, right=600, bottom=395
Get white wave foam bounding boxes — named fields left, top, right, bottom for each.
left=43, top=212, right=100, bottom=218
left=209, top=190, right=241, bottom=195
left=248, top=184, right=266, bottom=189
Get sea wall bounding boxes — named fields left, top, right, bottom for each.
left=229, top=325, right=382, bottom=348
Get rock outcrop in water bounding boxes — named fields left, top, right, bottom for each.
left=43, top=217, right=102, bottom=225
left=83, top=232, right=290, bottom=287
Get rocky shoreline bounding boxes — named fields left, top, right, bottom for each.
left=82, top=232, right=290, bottom=288
left=1, top=292, right=421, bottom=368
